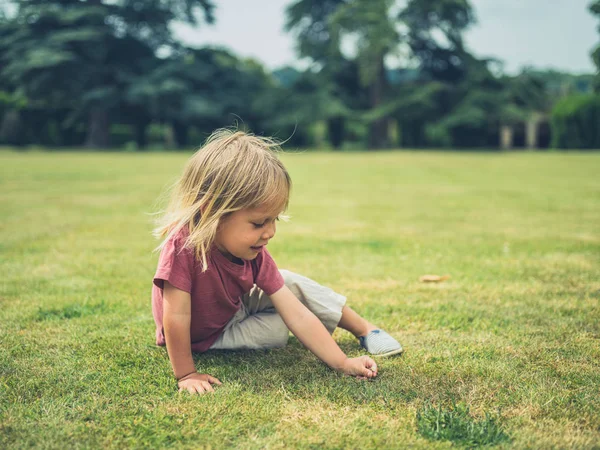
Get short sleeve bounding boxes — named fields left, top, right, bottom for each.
left=254, top=248, right=285, bottom=295
left=153, top=231, right=195, bottom=294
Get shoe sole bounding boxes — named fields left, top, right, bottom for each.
left=371, top=348, right=404, bottom=358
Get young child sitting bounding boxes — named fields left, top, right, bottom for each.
left=151, top=129, right=403, bottom=395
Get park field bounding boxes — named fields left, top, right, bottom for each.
left=1, top=148, right=599, bottom=449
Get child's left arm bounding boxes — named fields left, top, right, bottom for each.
left=269, top=285, right=378, bottom=379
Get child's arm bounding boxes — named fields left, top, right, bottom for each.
left=163, top=282, right=222, bottom=394
left=269, top=285, right=378, bottom=379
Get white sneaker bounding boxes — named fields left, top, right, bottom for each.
left=359, top=329, right=404, bottom=357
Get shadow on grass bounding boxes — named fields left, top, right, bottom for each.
left=189, top=337, right=466, bottom=407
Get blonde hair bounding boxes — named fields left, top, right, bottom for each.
left=152, top=129, right=292, bottom=272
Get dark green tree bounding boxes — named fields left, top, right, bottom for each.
left=400, top=0, right=475, bottom=84
left=286, top=0, right=477, bottom=149
left=329, top=0, right=399, bottom=149
left=258, top=68, right=350, bottom=147
left=285, top=0, right=364, bottom=148
left=591, top=0, right=600, bottom=92
left=128, top=48, right=276, bottom=148
left=0, top=0, right=214, bottom=148
left=392, top=0, right=477, bottom=147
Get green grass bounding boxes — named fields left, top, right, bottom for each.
left=1, top=148, right=599, bottom=448
left=416, top=402, right=509, bottom=446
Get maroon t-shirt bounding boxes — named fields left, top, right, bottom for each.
left=152, top=227, right=285, bottom=352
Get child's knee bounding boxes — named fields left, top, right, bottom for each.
left=279, top=269, right=304, bottom=292
left=279, top=269, right=293, bottom=285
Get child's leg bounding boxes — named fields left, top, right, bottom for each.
left=209, top=271, right=380, bottom=351
left=208, top=297, right=289, bottom=350
left=209, top=270, right=346, bottom=350
left=279, top=269, right=346, bottom=335
left=208, top=314, right=289, bottom=351
left=280, top=270, right=378, bottom=338
left=338, top=305, right=379, bottom=338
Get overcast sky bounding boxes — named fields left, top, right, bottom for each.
left=173, top=0, right=599, bottom=75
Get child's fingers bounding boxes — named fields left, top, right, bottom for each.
left=369, top=360, right=378, bottom=374
left=201, top=381, right=215, bottom=392
left=179, top=385, right=194, bottom=395
left=178, top=382, right=215, bottom=395
left=207, top=375, right=223, bottom=385
left=357, top=366, right=375, bottom=378
left=363, top=356, right=378, bottom=374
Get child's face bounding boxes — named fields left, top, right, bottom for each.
left=215, top=204, right=280, bottom=263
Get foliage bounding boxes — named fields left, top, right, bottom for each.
left=286, top=0, right=483, bottom=149
left=590, top=1, right=600, bottom=92
left=330, top=0, right=399, bottom=87
left=126, top=48, right=276, bottom=147
left=285, top=0, right=348, bottom=64
left=0, top=0, right=214, bottom=148
left=259, top=69, right=350, bottom=145
left=285, top=0, right=366, bottom=148
left=0, top=0, right=596, bottom=150
left=550, top=94, right=600, bottom=149
left=528, top=69, right=595, bottom=96
left=400, top=0, right=475, bottom=84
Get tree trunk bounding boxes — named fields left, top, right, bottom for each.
left=55, top=109, right=81, bottom=146
left=526, top=113, right=542, bottom=150
left=0, top=110, right=23, bottom=146
left=327, top=117, right=345, bottom=150
left=134, top=120, right=149, bottom=150
left=164, top=124, right=175, bottom=149
left=367, top=57, right=389, bottom=150
left=59, top=125, right=80, bottom=147
left=500, top=125, right=513, bottom=150
left=401, top=120, right=425, bottom=148
left=85, top=108, right=110, bottom=149
left=172, top=121, right=188, bottom=149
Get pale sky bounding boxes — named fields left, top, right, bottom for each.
left=173, top=0, right=599, bottom=75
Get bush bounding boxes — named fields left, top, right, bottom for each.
left=550, top=94, right=600, bottom=149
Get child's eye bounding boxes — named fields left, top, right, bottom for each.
left=252, top=216, right=280, bottom=228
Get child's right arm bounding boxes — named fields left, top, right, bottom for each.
left=163, top=281, right=222, bottom=394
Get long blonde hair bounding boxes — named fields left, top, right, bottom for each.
left=152, top=129, right=292, bottom=271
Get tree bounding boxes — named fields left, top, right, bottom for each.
left=257, top=68, right=350, bottom=147
left=128, top=48, right=275, bottom=148
left=400, top=0, right=475, bottom=84
left=285, top=0, right=364, bottom=149
left=590, top=0, right=600, bottom=92
left=329, top=0, right=399, bottom=149
left=286, top=0, right=476, bottom=149
left=0, top=0, right=214, bottom=148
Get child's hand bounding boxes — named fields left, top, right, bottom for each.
left=341, top=356, right=378, bottom=380
left=177, top=372, right=222, bottom=395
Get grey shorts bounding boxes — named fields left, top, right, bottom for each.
left=209, top=269, right=347, bottom=350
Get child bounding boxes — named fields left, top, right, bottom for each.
left=151, top=129, right=403, bottom=395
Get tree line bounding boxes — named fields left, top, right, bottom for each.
left=0, top=0, right=599, bottom=150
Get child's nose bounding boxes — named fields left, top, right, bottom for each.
left=262, top=221, right=276, bottom=240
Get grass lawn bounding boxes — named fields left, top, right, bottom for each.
left=1, top=148, right=599, bottom=449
